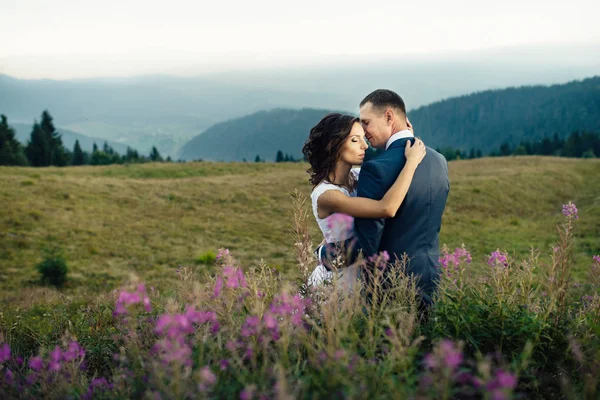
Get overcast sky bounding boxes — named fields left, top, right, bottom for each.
left=1, top=0, right=599, bottom=79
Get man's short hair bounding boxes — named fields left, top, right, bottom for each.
left=360, top=89, right=406, bottom=116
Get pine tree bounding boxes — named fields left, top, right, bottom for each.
left=254, top=155, right=261, bottom=163
left=276, top=150, right=284, bottom=162
left=93, top=142, right=98, bottom=153
left=499, top=142, right=512, bottom=156
left=26, top=122, right=50, bottom=166
left=150, top=146, right=162, bottom=162
left=0, top=115, right=28, bottom=166
left=40, top=110, right=69, bottom=166
left=72, top=140, right=85, bottom=166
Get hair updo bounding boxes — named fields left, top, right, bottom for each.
left=302, top=113, right=359, bottom=187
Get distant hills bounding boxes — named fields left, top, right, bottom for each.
left=1, top=44, right=599, bottom=158
left=178, top=108, right=339, bottom=161
left=410, top=76, right=600, bottom=152
left=178, top=77, right=600, bottom=161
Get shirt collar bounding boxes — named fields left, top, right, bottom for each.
left=385, top=129, right=414, bottom=150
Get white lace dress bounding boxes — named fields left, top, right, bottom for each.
left=308, top=168, right=361, bottom=291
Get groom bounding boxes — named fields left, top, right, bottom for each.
left=318, top=89, right=450, bottom=306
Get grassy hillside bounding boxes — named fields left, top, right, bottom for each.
left=1, top=157, right=599, bottom=305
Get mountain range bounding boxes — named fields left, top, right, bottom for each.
left=178, top=76, right=600, bottom=161
left=1, top=43, right=598, bottom=157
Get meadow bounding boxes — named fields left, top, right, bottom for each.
left=0, top=157, right=599, bottom=399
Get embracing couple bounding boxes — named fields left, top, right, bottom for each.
left=302, top=89, right=450, bottom=308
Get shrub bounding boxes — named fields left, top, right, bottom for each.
left=196, top=250, right=217, bottom=265
left=36, top=247, right=68, bottom=287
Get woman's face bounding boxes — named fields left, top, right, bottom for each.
left=338, top=122, right=369, bottom=165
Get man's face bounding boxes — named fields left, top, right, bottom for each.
left=359, top=102, right=392, bottom=149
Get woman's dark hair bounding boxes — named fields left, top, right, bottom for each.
left=302, top=113, right=359, bottom=187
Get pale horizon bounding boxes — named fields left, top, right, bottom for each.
left=2, top=0, right=600, bottom=80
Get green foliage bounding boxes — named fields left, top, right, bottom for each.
left=36, top=246, right=69, bottom=287
left=196, top=250, right=217, bottom=265
left=150, top=146, right=163, bottom=162
left=71, top=139, right=85, bottom=166
left=440, top=131, right=600, bottom=160
left=24, top=111, right=70, bottom=167
left=410, top=76, right=600, bottom=152
left=0, top=115, right=28, bottom=166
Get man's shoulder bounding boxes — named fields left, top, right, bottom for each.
left=361, top=158, right=385, bottom=175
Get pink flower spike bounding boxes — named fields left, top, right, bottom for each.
left=495, top=370, right=517, bottom=389
left=200, top=366, right=217, bottom=385
left=562, top=202, right=579, bottom=219
left=264, top=313, right=278, bottom=330
left=143, top=296, right=152, bottom=312
left=29, top=356, right=43, bottom=371
left=213, top=276, right=223, bottom=298
left=0, top=343, right=11, bottom=363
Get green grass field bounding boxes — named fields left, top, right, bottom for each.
left=1, top=157, right=599, bottom=305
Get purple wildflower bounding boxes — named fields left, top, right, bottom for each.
left=28, top=356, right=43, bottom=371
left=582, top=295, right=594, bottom=306
left=223, top=266, right=247, bottom=289
left=326, top=213, right=354, bottom=240
left=62, top=341, right=85, bottom=362
left=488, top=250, right=509, bottom=268
left=423, top=353, right=437, bottom=369
left=0, top=343, right=10, bottom=363
left=213, top=276, right=223, bottom=298
left=593, top=255, right=600, bottom=264
left=439, top=246, right=471, bottom=275
left=113, top=284, right=152, bottom=316
left=440, top=339, right=463, bottom=369
left=240, top=386, right=255, bottom=400
left=200, top=366, right=217, bottom=385
left=263, top=313, right=278, bottom=330
left=241, top=316, right=260, bottom=337
left=495, top=370, right=517, bottom=389
left=4, top=369, right=14, bottom=384
left=220, top=359, right=230, bottom=370
left=216, top=248, right=230, bottom=261
left=562, top=202, right=578, bottom=219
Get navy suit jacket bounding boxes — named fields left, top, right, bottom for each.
left=319, top=137, right=450, bottom=304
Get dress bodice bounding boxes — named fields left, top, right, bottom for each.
left=310, top=168, right=360, bottom=244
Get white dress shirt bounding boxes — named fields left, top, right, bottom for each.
left=385, top=129, right=414, bottom=150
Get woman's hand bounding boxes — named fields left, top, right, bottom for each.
left=405, top=137, right=427, bottom=165
left=406, top=117, right=414, bottom=135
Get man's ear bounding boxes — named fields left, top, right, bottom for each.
left=385, top=109, right=394, bottom=125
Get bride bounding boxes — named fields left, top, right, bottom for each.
left=301, top=113, right=426, bottom=290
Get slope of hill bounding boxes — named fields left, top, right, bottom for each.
left=178, top=77, right=600, bottom=161
left=11, top=123, right=130, bottom=154
left=0, top=158, right=598, bottom=304
left=410, top=76, right=600, bottom=152
left=178, top=108, right=341, bottom=161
